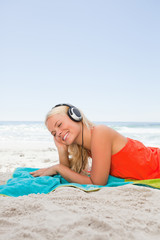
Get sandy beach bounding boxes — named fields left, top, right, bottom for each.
left=1, top=139, right=160, bottom=240
left=1, top=0, right=160, bottom=238
left=1, top=179, right=160, bottom=240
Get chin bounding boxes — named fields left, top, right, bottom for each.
left=65, top=132, right=79, bottom=146
left=67, top=137, right=76, bottom=146
left=66, top=140, right=74, bottom=146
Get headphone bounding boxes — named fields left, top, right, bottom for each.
left=53, top=103, right=82, bottom=122
left=53, top=103, right=84, bottom=171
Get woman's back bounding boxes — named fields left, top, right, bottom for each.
left=111, top=137, right=160, bottom=180
left=91, top=125, right=160, bottom=180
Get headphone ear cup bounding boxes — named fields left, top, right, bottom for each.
left=68, top=107, right=82, bottom=122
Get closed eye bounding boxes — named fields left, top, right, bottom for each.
left=51, top=133, right=56, bottom=137
left=51, top=123, right=62, bottom=137
left=51, top=131, right=56, bottom=137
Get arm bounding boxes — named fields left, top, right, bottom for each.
left=52, top=135, right=70, bottom=167
left=55, top=164, right=93, bottom=184
left=31, top=163, right=93, bottom=184
left=89, top=125, right=112, bottom=185
left=47, top=126, right=112, bottom=185
left=31, top=126, right=112, bottom=186
left=57, top=146, right=70, bottom=168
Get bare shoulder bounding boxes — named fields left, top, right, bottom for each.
left=91, top=125, right=117, bottom=139
left=91, top=125, right=128, bottom=155
left=90, top=125, right=115, bottom=151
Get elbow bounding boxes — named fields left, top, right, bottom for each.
left=89, top=177, right=94, bottom=185
left=97, top=182, right=107, bottom=186
left=101, top=182, right=107, bottom=186
left=90, top=177, right=108, bottom=186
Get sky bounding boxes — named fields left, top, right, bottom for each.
left=0, top=0, right=160, bottom=122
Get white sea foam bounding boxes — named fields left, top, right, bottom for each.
left=106, top=122, right=160, bottom=147
left=0, top=121, right=160, bottom=173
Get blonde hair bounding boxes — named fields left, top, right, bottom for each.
left=45, top=105, right=94, bottom=173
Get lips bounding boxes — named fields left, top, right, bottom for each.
left=63, top=132, right=69, bottom=141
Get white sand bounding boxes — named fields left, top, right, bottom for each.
left=1, top=141, right=160, bottom=239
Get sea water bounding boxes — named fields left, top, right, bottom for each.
left=0, top=121, right=160, bottom=173
left=0, top=121, right=160, bottom=148
left=101, top=121, right=160, bottom=147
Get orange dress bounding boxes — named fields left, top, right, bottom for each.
left=110, top=138, right=160, bottom=180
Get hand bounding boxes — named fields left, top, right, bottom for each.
left=54, top=137, right=68, bottom=152
left=30, top=165, right=59, bottom=177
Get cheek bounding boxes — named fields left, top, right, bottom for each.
left=72, top=125, right=81, bottom=138
left=53, top=136, right=59, bottom=143
left=70, top=125, right=78, bottom=134
left=55, top=136, right=61, bottom=142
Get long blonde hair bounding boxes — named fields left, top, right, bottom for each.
left=45, top=105, right=94, bottom=173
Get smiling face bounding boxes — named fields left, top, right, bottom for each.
left=46, top=113, right=82, bottom=146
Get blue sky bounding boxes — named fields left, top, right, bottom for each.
left=0, top=0, right=160, bottom=122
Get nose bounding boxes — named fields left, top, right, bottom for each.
left=57, top=129, right=62, bottom=138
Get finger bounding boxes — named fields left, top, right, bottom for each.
left=40, top=173, right=47, bottom=176
left=41, top=172, right=53, bottom=177
left=30, top=170, right=43, bottom=176
left=31, top=172, right=41, bottom=177
left=30, top=171, right=39, bottom=175
left=30, top=172, right=38, bottom=175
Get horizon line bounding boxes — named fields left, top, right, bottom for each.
left=0, top=120, right=160, bottom=123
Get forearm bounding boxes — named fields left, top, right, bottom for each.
left=56, top=164, right=93, bottom=185
left=58, top=148, right=70, bottom=168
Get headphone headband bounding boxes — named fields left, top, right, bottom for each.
left=54, top=103, right=74, bottom=109
left=52, top=103, right=82, bottom=122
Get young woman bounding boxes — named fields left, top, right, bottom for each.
left=30, top=104, right=160, bottom=186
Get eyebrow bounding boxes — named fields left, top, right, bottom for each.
left=54, top=120, right=59, bottom=127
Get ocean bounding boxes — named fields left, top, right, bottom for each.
left=0, top=121, right=160, bottom=147
left=0, top=121, right=160, bottom=173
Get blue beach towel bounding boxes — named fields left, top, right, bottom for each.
left=1, top=167, right=160, bottom=197
left=0, top=167, right=132, bottom=197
